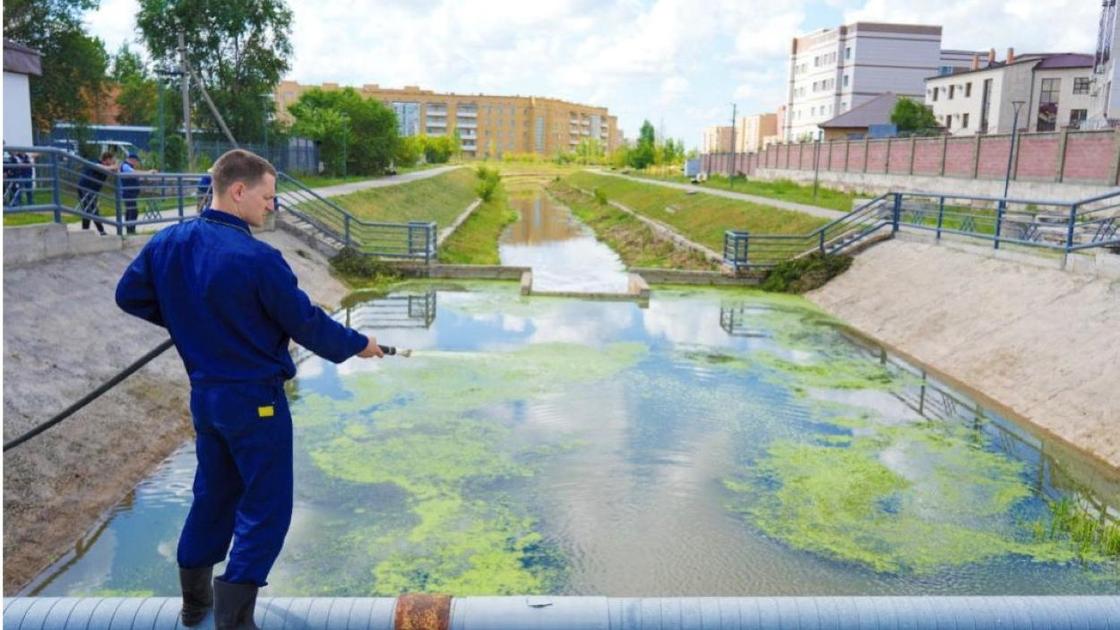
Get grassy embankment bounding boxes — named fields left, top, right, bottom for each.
left=546, top=181, right=718, bottom=271
left=566, top=171, right=828, bottom=253
left=628, top=170, right=861, bottom=213
left=296, top=162, right=449, bottom=189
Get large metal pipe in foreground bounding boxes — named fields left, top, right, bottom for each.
left=4, top=595, right=1120, bottom=629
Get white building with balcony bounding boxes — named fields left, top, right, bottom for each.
left=784, top=22, right=988, bottom=142
left=925, top=52, right=1095, bottom=135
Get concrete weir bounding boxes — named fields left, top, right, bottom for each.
left=4, top=595, right=1119, bottom=629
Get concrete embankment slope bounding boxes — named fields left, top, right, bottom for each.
left=808, top=239, right=1120, bottom=470
left=2, top=229, right=350, bottom=593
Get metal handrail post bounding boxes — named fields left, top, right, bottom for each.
left=177, top=176, right=185, bottom=222
left=936, top=196, right=945, bottom=240
left=51, top=152, right=62, bottom=223
left=994, top=199, right=1005, bottom=250
left=344, top=214, right=351, bottom=248
left=891, top=193, right=902, bottom=234
left=1063, top=202, right=1079, bottom=268
left=114, top=176, right=124, bottom=236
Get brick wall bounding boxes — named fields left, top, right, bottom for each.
left=701, top=128, right=1120, bottom=188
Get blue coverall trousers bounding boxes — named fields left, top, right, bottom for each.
left=176, top=382, right=293, bottom=586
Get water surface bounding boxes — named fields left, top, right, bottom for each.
left=27, top=285, right=1120, bottom=597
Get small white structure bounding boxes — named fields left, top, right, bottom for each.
left=925, top=51, right=1095, bottom=135
left=4, top=39, right=42, bottom=147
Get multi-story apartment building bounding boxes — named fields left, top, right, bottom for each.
left=701, top=125, right=734, bottom=154
left=784, top=22, right=989, bottom=142
left=925, top=51, right=1095, bottom=135
left=274, top=81, right=620, bottom=158
left=734, top=113, right=778, bottom=153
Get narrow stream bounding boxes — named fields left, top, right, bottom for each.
left=498, top=191, right=630, bottom=293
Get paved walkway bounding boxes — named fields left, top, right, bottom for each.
left=589, top=170, right=847, bottom=220
left=309, top=165, right=462, bottom=198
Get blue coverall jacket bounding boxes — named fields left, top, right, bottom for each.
left=116, top=208, right=368, bottom=585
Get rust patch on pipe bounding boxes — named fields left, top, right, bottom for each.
left=395, top=593, right=451, bottom=630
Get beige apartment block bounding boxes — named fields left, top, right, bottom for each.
left=701, top=125, right=734, bottom=154
left=274, top=81, right=619, bottom=158
left=734, top=113, right=778, bottom=153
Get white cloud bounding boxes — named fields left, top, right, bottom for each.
left=82, top=0, right=1100, bottom=149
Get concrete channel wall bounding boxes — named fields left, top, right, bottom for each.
left=807, top=237, right=1120, bottom=470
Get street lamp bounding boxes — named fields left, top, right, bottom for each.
left=996, top=99, right=1027, bottom=250
left=1002, top=100, right=1026, bottom=199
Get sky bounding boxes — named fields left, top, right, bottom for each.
left=85, top=0, right=1101, bottom=149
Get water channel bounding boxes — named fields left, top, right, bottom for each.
left=25, top=188, right=1120, bottom=597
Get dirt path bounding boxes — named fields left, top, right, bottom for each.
left=2, top=229, right=350, bottom=593
left=808, top=239, right=1120, bottom=471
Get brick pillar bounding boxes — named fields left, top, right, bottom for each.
left=1055, top=128, right=1070, bottom=183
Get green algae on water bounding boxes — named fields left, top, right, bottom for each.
left=728, top=428, right=1090, bottom=574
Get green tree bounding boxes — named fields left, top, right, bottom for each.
left=394, top=135, right=422, bottom=168
left=290, top=105, right=349, bottom=174
left=137, top=0, right=293, bottom=144
left=4, top=0, right=109, bottom=132
left=289, top=87, right=399, bottom=174
left=574, top=138, right=604, bottom=165
left=627, top=120, right=657, bottom=169
left=111, top=44, right=158, bottom=125
left=890, top=97, right=939, bottom=133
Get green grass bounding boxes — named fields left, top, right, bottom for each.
left=547, top=182, right=718, bottom=271
left=566, top=171, right=828, bottom=252
left=629, top=171, right=860, bottom=213
left=327, top=168, right=478, bottom=225
left=439, top=184, right=519, bottom=265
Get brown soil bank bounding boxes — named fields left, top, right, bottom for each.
left=808, top=238, right=1120, bottom=470
left=2, top=229, right=350, bottom=594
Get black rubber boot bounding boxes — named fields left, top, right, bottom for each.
left=178, top=565, right=213, bottom=626
left=213, top=577, right=260, bottom=630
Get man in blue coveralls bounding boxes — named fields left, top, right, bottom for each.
left=116, top=149, right=384, bottom=629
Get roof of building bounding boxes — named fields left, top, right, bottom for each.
left=928, top=52, right=1092, bottom=80
left=3, top=39, right=42, bottom=76
left=1035, top=53, right=1094, bottom=69
left=820, top=93, right=899, bottom=129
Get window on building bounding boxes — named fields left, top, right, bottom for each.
left=1037, top=78, right=1061, bottom=131
left=1069, top=108, right=1088, bottom=128
left=965, top=82, right=972, bottom=98
left=949, top=85, right=955, bottom=99
left=843, top=75, right=849, bottom=88
left=1073, top=77, right=1091, bottom=94
left=938, top=65, right=954, bottom=76
left=962, top=113, right=969, bottom=128
left=946, top=115, right=952, bottom=130
left=932, top=87, right=939, bottom=102
left=845, top=47, right=851, bottom=60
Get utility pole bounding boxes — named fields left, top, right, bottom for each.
left=178, top=33, right=193, bottom=170
left=729, top=103, right=737, bottom=188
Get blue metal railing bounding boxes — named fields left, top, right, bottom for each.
left=276, top=172, right=437, bottom=262
left=724, top=188, right=1120, bottom=270
left=3, top=147, right=439, bottom=262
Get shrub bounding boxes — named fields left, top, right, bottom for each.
left=760, top=252, right=853, bottom=293
left=594, top=187, right=608, bottom=206
left=474, top=165, right=501, bottom=202
left=330, top=247, right=398, bottom=280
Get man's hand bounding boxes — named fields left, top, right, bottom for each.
left=357, top=336, right=385, bottom=358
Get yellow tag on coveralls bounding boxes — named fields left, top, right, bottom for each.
left=258, top=405, right=275, bottom=418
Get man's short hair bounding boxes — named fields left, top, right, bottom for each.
left=212, top=149, right=277, bottom=196
left=99, top=151, right=115, bottom=162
